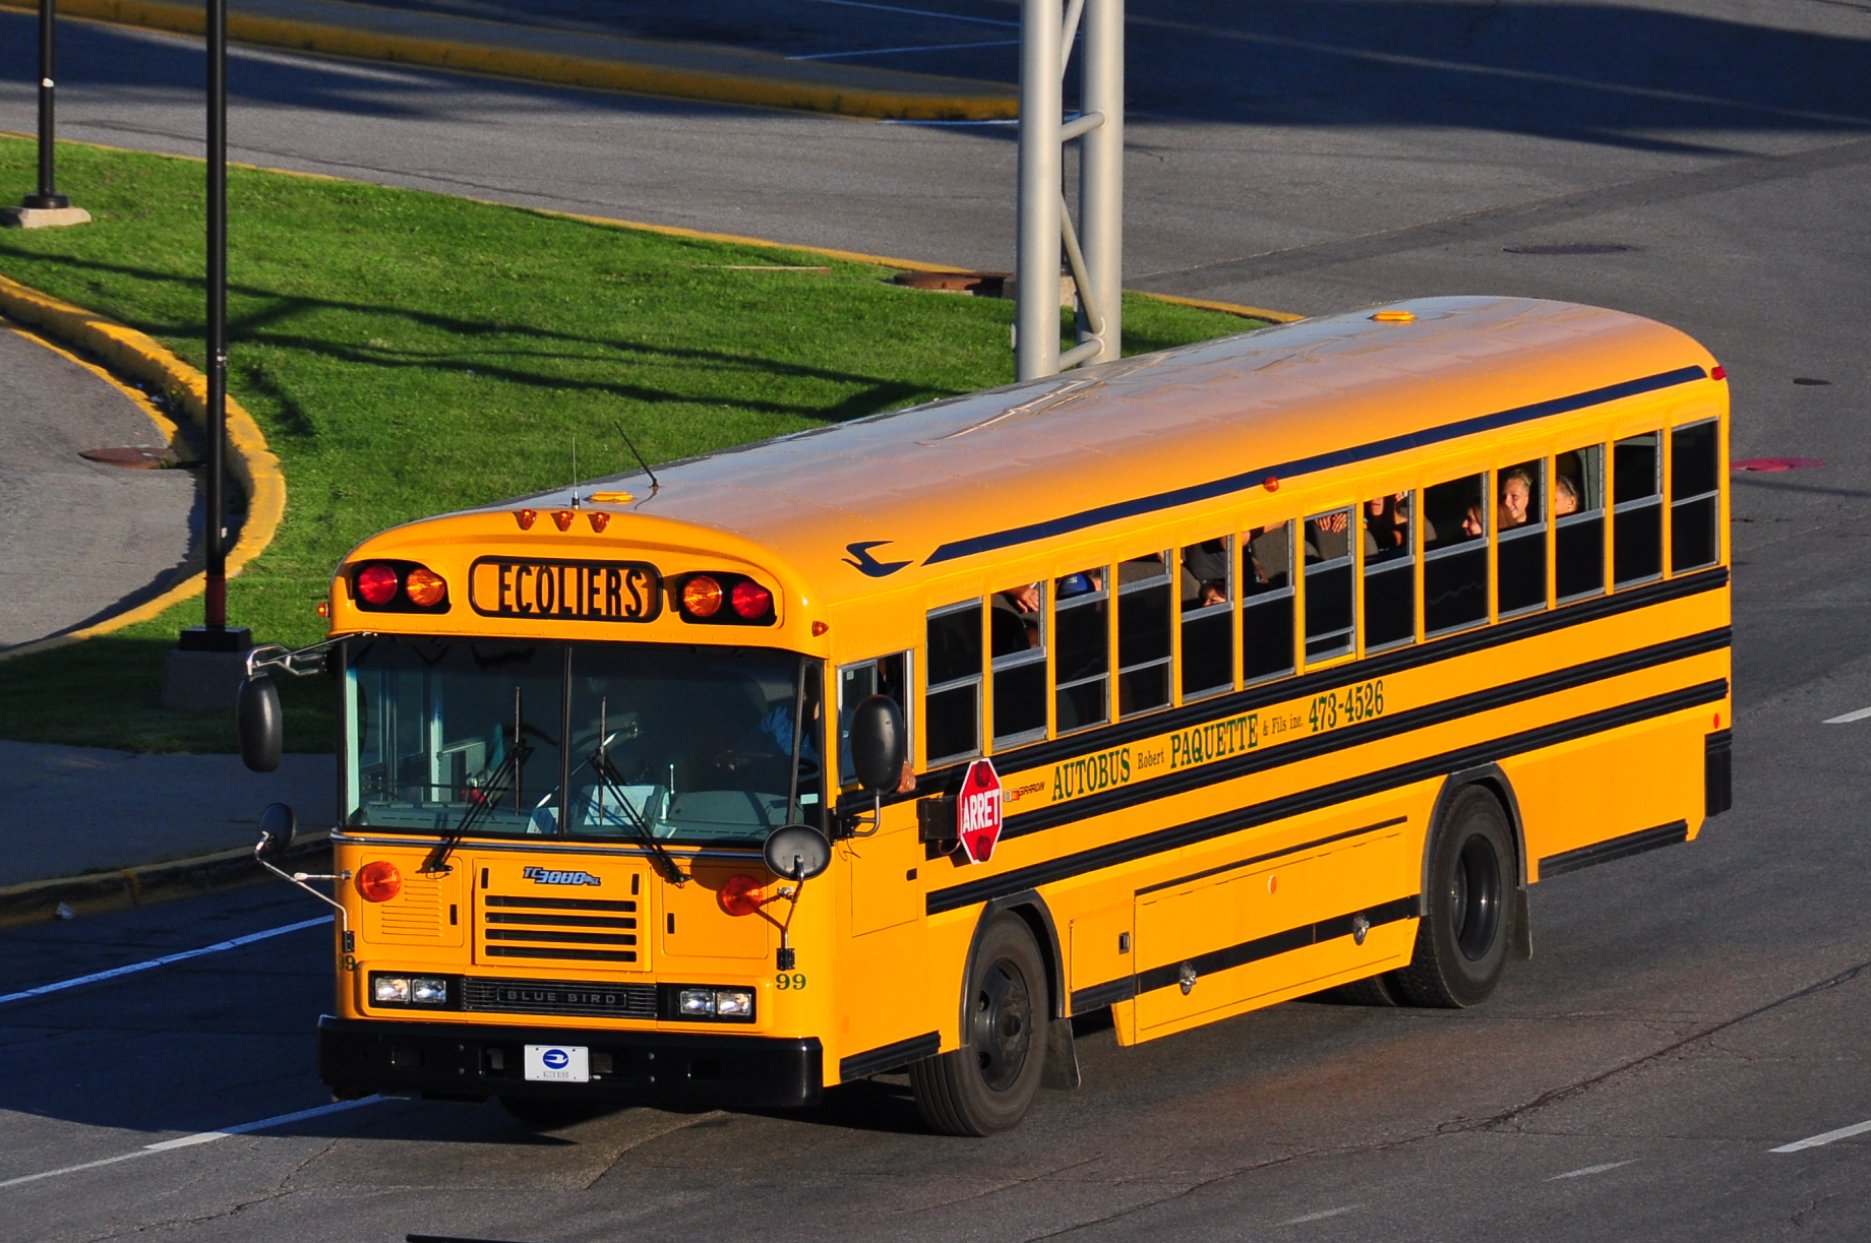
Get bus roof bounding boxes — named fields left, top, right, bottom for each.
left=454, top=295, right=1720, bottom=609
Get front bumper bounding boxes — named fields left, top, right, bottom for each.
left=318, top=1015, right=824, bottom=1109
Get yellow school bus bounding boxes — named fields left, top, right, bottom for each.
left=242, top=295, right=1731, bottom=1134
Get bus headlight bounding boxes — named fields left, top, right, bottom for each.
left=371, top=973, right=450, bottom=1007
left=673, top=987, right=756, bottom=1021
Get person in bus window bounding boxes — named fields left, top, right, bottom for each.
left=1498, top=467, right=1534, bottom=529
left=1182, top=539, right=1230, bottom=605
left=1554, top=474, right=1580, bottom=516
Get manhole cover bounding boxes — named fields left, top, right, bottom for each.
left=1732, top=457, right=1825, bottom=472
left=81, top=446, right=174, bottom=469
left=892, top=270, right=1010, bottom=296
left=1503, top=242, right=1634, bottom=256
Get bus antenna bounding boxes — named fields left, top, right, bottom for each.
left=615, top=421, right=660, bottom=493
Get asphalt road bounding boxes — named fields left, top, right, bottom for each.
left=2, top=1, right=1869, bottom=1238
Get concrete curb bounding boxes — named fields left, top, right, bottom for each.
left=0, top=273, right=287, bottom=662
left=0, top=0, right=1019, bottom=122
left=0, top=831, right=332, bottom=929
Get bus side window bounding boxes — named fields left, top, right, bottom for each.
left=1181, top=536, right=1234, bottom=700
left=1613, top=432, right=1664, bottom=586
left=925, top=601, right=983, bottom=765
left=1055, top=566, right=1110, bottom=733
left=1556, top=444, right=1606, bottom=601
left=838, top=653, right=910, bottom=790
left=1243, top=523, right=1296, bottom=683
left=1117, top=553, right=1173, bottom=717
left=992, top=581, right=1047, bottom=747
left=1498, top=459, right=1547, bottom=617
left=1362, top=490, right=1415, bottom=652
left=1423, top=473, right=1489, bottom=634
left=1302, top=508, right=1356, bottom=661
left=1670, top=420, right=1721, bottom=572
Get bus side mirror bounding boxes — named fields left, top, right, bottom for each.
left=850, top=694, right=906, bottom=793
left=763, top=824, right=831, bottom=882
left=237, top=674, right=283, bottom=773
left=256, top=801, right=297, bottom=860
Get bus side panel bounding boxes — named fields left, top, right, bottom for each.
left=1129, top=801, right=1417, bottom=1041
left=1511, top=707, right=1716, bottom=882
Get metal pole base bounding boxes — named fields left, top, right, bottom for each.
left=22, top=191, right=70, bottom=209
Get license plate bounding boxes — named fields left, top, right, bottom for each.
left=523, top=1044, right=590, bottom=1082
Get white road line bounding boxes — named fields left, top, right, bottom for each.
left=1280, top=1205, right=1359, bottom=1226
left=1822, top=706, right=1871, bottom=724
left=1771, top=1119, right=1871, bottom=1153
left=803, top=0, right=1021, bottom=28
left=790, top=38, right=1020, bottom=62
left=1548, top=1160, right=1637, bottom=1180
left=0, top=1097, right=382, bottom=1190
left=0, top=916, right=330, bottom=1007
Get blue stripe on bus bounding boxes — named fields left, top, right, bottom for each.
left=923, top=365, right=1709, bottom=566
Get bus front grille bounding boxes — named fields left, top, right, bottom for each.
left=460, top=976, right=657, bottom=1019
left=476, top=893, right=641, bottom=965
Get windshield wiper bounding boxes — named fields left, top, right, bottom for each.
left=423, top=739, right=532, bottom=876
left=588, top=747, right=688, bottom=887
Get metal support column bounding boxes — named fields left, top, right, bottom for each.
left=1015, top=0, right=1124, bottom=381
left=25, top=0, right=71, bottom=210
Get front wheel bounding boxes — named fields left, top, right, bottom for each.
left=910, top=912, right=1049, bottom=1135
left=1391, top=785, right=1515, bottom=1008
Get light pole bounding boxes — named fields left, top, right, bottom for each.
left=176, top=0, right=248, bottom=657
left=5, top=0, right=90, bottom=228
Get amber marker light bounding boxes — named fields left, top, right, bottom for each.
left=552, top=510, right=575, bottom=531
left=404, top=567, right=448, bottom=608
left=718, top=875, right=767, bottom=917
left=514, top=509, right=537, bottom=530
left=1264, top=476, right=1280, bottom=492
left=1372, top=309, right=1415, bottom=323
left=588, top=511, right=611, bottom=533
left=356, top=860, right=403, bottom=903
left=682, top=574, right=725, bottom=619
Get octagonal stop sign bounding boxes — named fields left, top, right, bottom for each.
left=956, top=758, right=1004, bottom=864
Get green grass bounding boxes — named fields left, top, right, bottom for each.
left=0, top=138, right=1261, bottom=751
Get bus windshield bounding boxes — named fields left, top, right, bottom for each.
left=344, top=637, right=823, bottom=846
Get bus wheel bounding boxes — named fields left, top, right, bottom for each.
left=910, top=912, right=1049, bottom=1135
left=1392, top=785, right=1514, bottom=1009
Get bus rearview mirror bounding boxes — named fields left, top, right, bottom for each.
left=850, top=694, right=906, bottom=793
left=237, top=674, right=284, bottom=773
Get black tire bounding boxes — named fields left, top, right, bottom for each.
left=1391, top=785, right=1515, bottom=1008
left=910, top=912, right=1049, bottom=1135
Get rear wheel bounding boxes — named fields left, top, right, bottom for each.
left=910, top=912, right=1049, bottom=1135
left=1391, top=785, right=1515, bottom=1008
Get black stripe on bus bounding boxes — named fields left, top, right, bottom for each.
left=1004, top=627, right=1728, bottom=843
left=836, top=567, right=1727, bottom=822
left=1538, top=820, right=1689, bottom=878
left=1071, top=895, right=1420, bottom=1015
left=926, top=366, right=1709, bottom=565
left=928, top=679, right=1726, bottom=916
left=838, top=1031, right=940, bottom=1081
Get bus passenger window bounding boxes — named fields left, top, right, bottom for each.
left=1670, top=420, right=1721, bottom=572
left=1498, top=460, right=1547, bottom=617
left=1423, top=474, right=1489, bottom=634
left=1118, top=553, right=1173, bottom=717
left=1362, top=491, right=1415, bottom=651
left=1303, top=508, right=1356, bottom=661
left=838, top=653, right=910, bottom=791
left=1181, top=536, right=1234, bottom=700
left=1556, top=444, right=1606, bottom=601
left=1243, top=523, right=1296, bottom=683
left=992, top=581, right=1047, bottom=746
left=925, top=602, right=983, bottom=764
left=1055, top=566, right=1109, bottom=732
left=1613, top=433, right=1664, bottom=586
